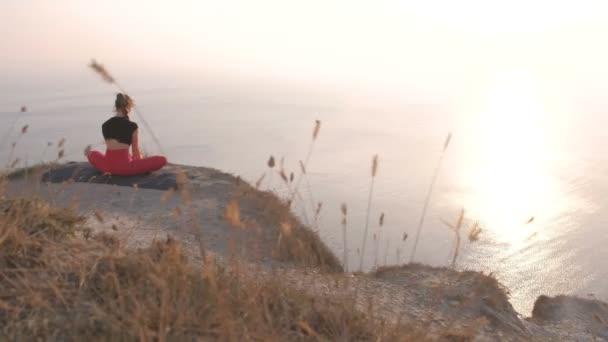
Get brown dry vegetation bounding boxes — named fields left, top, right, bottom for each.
left=0, top=197, right=430, bottom=341
left=231, top=179, right=343, bottom=272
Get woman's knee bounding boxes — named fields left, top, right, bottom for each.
left=87, top=150, right=104, bottom=163
left=87, top=150, right=99, bottom=160
left=87, top=151, right=107, bottom=172
left=148, top=155, right=167, bottom=170
left=147, top=155, right=167, bottom=167
left=129, top=155, right=167, bottom=174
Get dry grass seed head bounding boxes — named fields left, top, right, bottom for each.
left=89, top=59, right=115, bottom=83
left=267, top=155, right=275, bottom=168
left=313, top=120, right=321, bottom=140
left=468, top=222, right=482, bottom=242
left=443, top=132, right=452, bottom=152
left=372, top=154, right=379, bottom=177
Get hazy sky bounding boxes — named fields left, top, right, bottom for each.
left=2, top=0, right=608, bottom=99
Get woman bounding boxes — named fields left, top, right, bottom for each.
left=87, top=93, right=167, bottom=176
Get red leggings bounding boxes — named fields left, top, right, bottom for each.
left=87, top=149, right=167, bottom=176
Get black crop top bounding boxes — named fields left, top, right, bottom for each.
left=102, top=116, right=138, bottom=145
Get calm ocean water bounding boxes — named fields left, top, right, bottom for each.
left=1, top=76, right=607, bottom=315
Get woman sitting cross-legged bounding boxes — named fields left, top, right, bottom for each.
left=87, top=93, right=167, bottom=176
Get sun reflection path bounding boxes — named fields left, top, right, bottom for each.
left=457, top=68, right=565, bottom=246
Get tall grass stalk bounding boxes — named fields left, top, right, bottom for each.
left=409, top=133, right=452, bottom=263
left=38, top=142, right=53, bottom=163
left=383, top=238, right=390, bottom=265
left=299, top=159, right=319, bottom=230
left=314, top=202, right=323, bottom=233
left=89, top=59, right=164, bottom=155
left=287, top=120, right=320, bottom=210
left=359, top=154, right=378, bottom=271
left=176, top=169, right=206, bottom=261
left=373, top=213, right=385, bottom=269
left=277, top=165, right=311, bottom=226
left=6, top=124, right=29, bottom=168
left=297, top=191, right=317, bottom=227
left=293, top=188, right=312, bottom=227
left=440, top=208, right=465, bottom=268
left=254, top=172, right=265, bottom=189
left=341, top=203, right=348, bottom=271
left=266, top=155, right=275, bottom=191
left=0, top=107, right=26, bottom=151
left=401, top=232, right=409, bottom=265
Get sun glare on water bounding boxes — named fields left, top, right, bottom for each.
left=457, top=68, right=565, bottom=244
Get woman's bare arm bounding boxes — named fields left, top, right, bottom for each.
left=131, top=129, right=143, bottom=160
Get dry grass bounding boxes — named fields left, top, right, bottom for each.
left=0, top=197, right=429, bottom=341
left=440, top=209, right=483, bottom=268
left=359, top=154, right=379, bottom=271
left=341, top=203, right=348, bottom=271
left=373, top=212, right=385, bottom=270
left=409, top=133, right=452, bottom=263
left=232, top=180, right=343, bottom=272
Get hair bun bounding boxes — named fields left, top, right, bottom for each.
left=114, top=93, right=134, bottom=115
